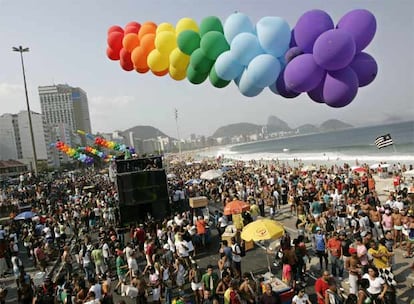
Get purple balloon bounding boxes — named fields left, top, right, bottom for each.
left=323, top=67, right=358, bottom=108
left=285, top=46, right=303, bottom=64
left=307, top=75, right=326, bottom=103
left=294, top=10, right=334, bottom=53
left=284, top=54, right=326, bottom=93
left=313, top=29, right=356, bottom=71
left=337, top=9, right=376, bottom=52
left=275, top=69, right=301, bottom=98
left=289, top=29, right=297, bottom=47
left=349, top=52, right=378, bottom=87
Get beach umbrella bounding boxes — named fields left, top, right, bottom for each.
left=224, top=199, right=250, bottom=215
left=185, top=178, right=202, bottom=185
left=403, top=169, right=414, bottom=178
left=200, top=169, right=223, bottom=180
left=301, top=165, right=317, bottom=172
left=167, top=173, right=176, bottom=179
left=370, top=163, right=390, bottom=170
left=241, top=218, right=285, bottom=271
left=14, top=211, right=37, bottom=221
left=351, top=166, right=366, bottom=173
left=241, top=219, right=285, bottom=242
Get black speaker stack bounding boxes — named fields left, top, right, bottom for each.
left=115, top=156, right=170, bottom=224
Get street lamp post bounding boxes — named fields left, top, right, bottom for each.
left=13, top=46, right=38, bottom=176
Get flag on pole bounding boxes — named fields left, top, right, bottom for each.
left=375, top=133, right=393, bottom=149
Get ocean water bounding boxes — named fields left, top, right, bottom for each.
left=199, top=121, right=414, bottom=165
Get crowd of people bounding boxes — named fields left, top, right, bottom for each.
left=0, top=156, right=412, bottom=304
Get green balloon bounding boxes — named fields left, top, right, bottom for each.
left=177, top=30, right=200, bottom=56
left=209, top=66, right=230, bottom=88
left=187, top=65, right=208, bottom=84
left=199, top=16, right=223, bottom=36
left=200, top=31, right=230, bottom=61
left=189, top=48, right=214, bottom=74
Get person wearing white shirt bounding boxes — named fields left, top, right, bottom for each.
left=88, top=278, right=102, bottom=300
left=292, top=289, right=311, bottom=304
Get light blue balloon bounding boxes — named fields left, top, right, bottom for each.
left=245, top=54, right=281, bottom=88
left=237, top=69, right=264, bottom=97
left=256, top=16, right=291, bottom=57
left=215, top=51, right=244, bottom=81
left=230, top=33, right=264, bottom=66
left=224, top=12, right=255, bottom=44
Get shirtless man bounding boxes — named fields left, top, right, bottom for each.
left=392, top=208, right=403, bottom=248
left=345, top=248, right=362, bottom=295
left=369, top=207, right=383, bottom=239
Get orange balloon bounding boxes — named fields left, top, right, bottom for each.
left=135, top=66, right=150, bottom=74
left=140, top=33, right=156, bottom=54
left=152, top=69, right=169, bottom=76
left=138, top=21, right=157, bottom=40
left=131, top=46, right=149, bottom=70
left=122, top=33, right=140, bottom=52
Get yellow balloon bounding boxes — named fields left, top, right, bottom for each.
left=169, top=48, right=190, bottom=70
left=147, top=49, right=169, bottom=72
left=175, top=17, right=199, bottom=36
left=155, top=31, right=177, bottom=54
left=156, top=22, right=175, bottom=34
left=169, top=65, right=187, bottom=81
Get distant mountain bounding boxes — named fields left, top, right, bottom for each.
left=296, top=123, right=319, bottom=134
left=123, top=125, right=171, bottom=140
left=266, top=115, right=292, bottom=133
left=320, top=119, right=353, bottom=132
left=212, top=123, right=262, bottom=138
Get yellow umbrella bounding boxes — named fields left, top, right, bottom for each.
left=241, top=219, right=285, bottom=242
left=241, top=219, right=285, bottom=272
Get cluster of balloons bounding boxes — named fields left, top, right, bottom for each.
left=280, top=9, right=377, bottom=107
left=77, top=146, right=114, bottom=162
left=94, top=136, right=129, bottom=152
left=106, top=9, right=377, bottom=107
left=53, top=141, right=94, bottom=165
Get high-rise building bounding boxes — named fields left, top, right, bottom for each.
left=38, top=84, right=92, bottom=135
left=0, top=111, right=48, bottom=171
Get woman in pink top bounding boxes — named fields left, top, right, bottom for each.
left=356, top=237, right=369, bottom=272
left=381, top=209, right=394, bottom=233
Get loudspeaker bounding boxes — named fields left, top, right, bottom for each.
left=116, top=169, right=170, bottom=223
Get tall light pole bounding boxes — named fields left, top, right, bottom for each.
left=13, top=46, right=38, bottom=176
left=174, top=108, right=182, bottom=157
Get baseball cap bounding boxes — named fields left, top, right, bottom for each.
left=163, top=244, right=170, bottom=250
left=316, top=227, right=321, bottom=231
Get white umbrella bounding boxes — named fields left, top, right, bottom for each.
left=200, top=169, right=223, bottom=180
left=370, top=163, right=391, bottom=169
left=301, top=165, right=317, bottom=172
left=167, top=173, right=176, bottom=179
left=403, top=169, right=414, bottom=178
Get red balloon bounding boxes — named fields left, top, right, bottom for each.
left=120, top=48, right=134, bottom=71
left=107, top=32, right=124, bottom=52
left=124, top=22, right=141, bottom=34
left=108, top=25, right=124, bottom=35
left=106, top=47, right=120, bottom=61
left=125, top=21, right=141, bottom=28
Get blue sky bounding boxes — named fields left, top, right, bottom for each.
left=0, top=0, right=413, bottom=138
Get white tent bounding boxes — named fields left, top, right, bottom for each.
left=403, top=169, right=414, bottom=178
